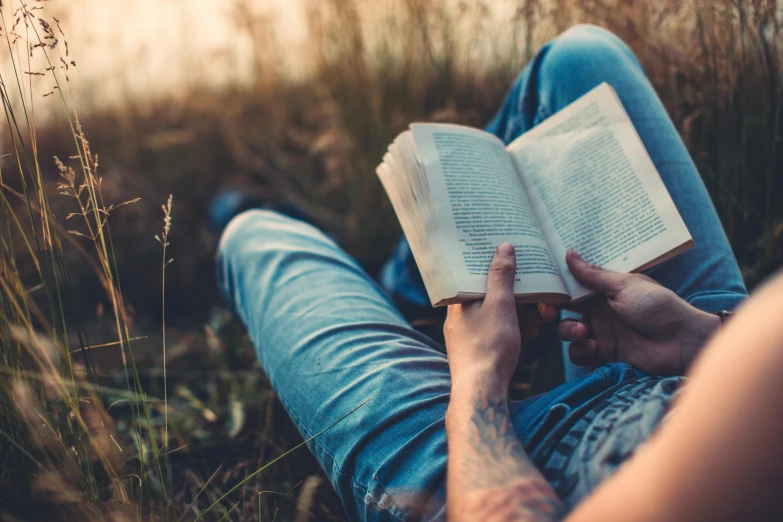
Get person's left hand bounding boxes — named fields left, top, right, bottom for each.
left=540, top=250, right=720, bottom=376
left=444, top=243, right=541, bottom=392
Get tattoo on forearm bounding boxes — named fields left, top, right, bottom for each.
left=463, top=395, right=566, bottom=521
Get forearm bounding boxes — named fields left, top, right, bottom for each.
left=446, top=375, right=565, bottom=522
left=569, top=275, right=783, bottom=521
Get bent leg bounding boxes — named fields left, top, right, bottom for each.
left=487, top=24, right=748, bottom=312
left=218, top=210, right=451, bottom=521
left=486, top=24, right=748, bottom=381
left=500, top=25, right=751, bottom=506
left=381, top=24, right=746, bottom=356
left=218, top=211, right=654, bottom=520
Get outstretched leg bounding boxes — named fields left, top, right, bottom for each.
left=219, top=210, right=452, bottom=521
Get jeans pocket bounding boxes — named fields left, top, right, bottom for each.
left=547, top=377, right=684, bottom=508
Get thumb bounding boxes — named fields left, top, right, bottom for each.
left=485, top=243, right=517, bottom=306
left=566, top=250, right=627, bottom=297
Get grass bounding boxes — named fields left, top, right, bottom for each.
left=0, top=0, right=781, bottom=520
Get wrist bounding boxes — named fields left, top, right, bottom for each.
left=692, top=308, right=721, bottom=340
left=450, top=368, right=509, bottom=401
left=448, top=370, right=508, bottom=418
left=447, top=373, right=509, bottom=430
left=680, top=308, right=722, bottom=362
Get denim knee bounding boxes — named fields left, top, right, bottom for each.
left=217, top=209, right=312, bottom=309
left=550, top=24, right=639, bottom=70
left=218, top=209, right=309, bottom=259
left=219, top=209, right=265, bottom=264
left=524, top=24, right=646, bottom=122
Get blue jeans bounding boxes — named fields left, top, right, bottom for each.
left=218, top=25, right=748, bottom=521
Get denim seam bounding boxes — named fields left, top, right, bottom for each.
left=515, top=93, right=552, bottom=139
left=338, top=468, right=409, bottom=522
left=536, top=102, right=551, bottom=125
left=513, top=93, right=527, bottom=140
left=651, top=159, right=695, bottom=169
left=523, top=415, right=538, bottom=440
left=596, top=367, right=608, bottom=387
left=371, top=473, right=409, bottom=522
left=687, top=290, right=748, bottom=301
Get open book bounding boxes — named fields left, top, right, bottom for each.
left=377, top=83, right=693, bottom=306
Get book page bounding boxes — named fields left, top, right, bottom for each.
left=377, top=131, right=456, bottom=304
left=410, top=123, right=569, bottom=297
left=506, top=83, right=693, bottom=300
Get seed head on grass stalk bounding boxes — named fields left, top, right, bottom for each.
left=155, top=194, right=174, bottom=479
left=1, top=1, right=172, bottom=517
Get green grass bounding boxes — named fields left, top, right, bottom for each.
left=0, top=0, right=781, bottom=520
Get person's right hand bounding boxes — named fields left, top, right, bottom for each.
left=552, top=250, right=721, bottom=376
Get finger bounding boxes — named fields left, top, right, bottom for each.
left=446, top=303, right=463, bottom=318
left=485, top=243, right=516, bottom=307
left=566, top=250, right=628, bottom=297
left=538, top=303, right=559, bottom=323
left=558, top=319, right=590, bottom=342
left=445, top=304, right=462, bottom=327
left=569, top=339, right=601, bottom=367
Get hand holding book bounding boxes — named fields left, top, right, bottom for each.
left=377, top=83, right=693, bottom=306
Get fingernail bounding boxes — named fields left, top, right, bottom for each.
left=571, top=323, right=579, bottom=337
left=498, top=243, right=514, bottom=256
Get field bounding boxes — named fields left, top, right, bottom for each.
left=1, top=0, right=781, bottom=520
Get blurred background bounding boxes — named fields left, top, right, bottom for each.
left=1, top=0, right=781, bottom=520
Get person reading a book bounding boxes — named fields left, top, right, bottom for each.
left=212, top=24, right=778, bottom=521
